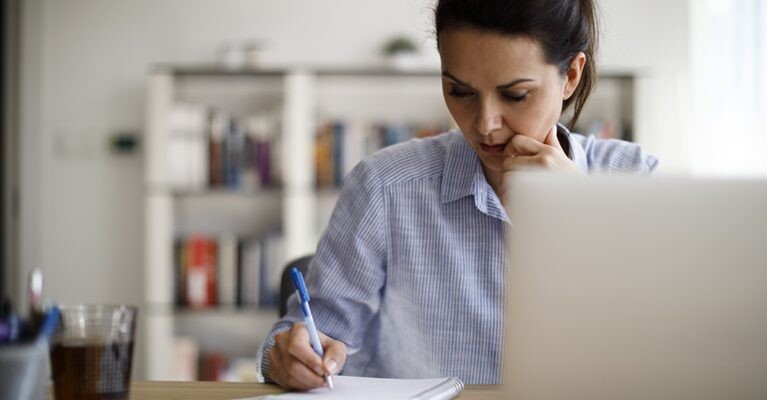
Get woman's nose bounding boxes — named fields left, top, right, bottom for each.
left=475, top=100, right=503, bottom=135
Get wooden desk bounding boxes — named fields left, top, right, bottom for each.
left=129, top=381, right=501, bottom=399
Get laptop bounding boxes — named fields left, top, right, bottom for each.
left=503, top=174, right=767, bottom=400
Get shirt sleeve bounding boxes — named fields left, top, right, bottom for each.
left=255, top=157, right=388, bottom=381
left=579, top=135, right=659, bottom=174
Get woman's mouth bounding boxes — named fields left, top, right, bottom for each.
left=479, top=143, right=506, bottom=154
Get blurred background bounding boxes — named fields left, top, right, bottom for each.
left=1, top=0, right=765, bottom=382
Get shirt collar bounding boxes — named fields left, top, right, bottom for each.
left=441, top=132, right=509, bottom=222
left=441, top=132, right=483, bottom=204
left=558, top=123, right=588, bottom=172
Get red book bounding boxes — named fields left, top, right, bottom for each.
left=186, top=236, right=217, bottom=308
left=205, top=239, right=218, bottom=306
left=199, top=352, right=228, bottom=381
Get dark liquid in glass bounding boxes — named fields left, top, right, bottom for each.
left=50, top=340, right=135, bottom=400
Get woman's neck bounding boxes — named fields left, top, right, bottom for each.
left=483, top=165, right=504, bottom=199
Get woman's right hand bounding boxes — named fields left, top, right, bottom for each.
left=268, top=322, right=347, bottom=390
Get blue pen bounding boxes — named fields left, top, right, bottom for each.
left=36, top=306, right=60, bottom=342
left=290, top=268, right=334, bottom=390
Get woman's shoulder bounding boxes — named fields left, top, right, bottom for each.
left=354, top=130, right=461, bottom=186
left=569, top=133, right=659, bottom=173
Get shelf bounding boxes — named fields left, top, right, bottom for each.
left=174, top=306, right=278, bottom=318
left=145, top=304, right=276, bottom=316
left=169, top=188, right=283, bottom=198
left=153, top=64, right=441, bottom=78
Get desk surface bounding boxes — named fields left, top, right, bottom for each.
left=129, top=381, right=500, bottom=399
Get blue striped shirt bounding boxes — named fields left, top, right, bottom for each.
left=256, top=125, right=658, bottom=384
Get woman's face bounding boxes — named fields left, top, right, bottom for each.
left=439, top=28, right=575, bottom=175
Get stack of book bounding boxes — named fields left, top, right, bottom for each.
left=167, top=104, right=281, bottom=192
left=173, top=233, right=285, bottom=309
left=315, top=120, right=447, bottom=188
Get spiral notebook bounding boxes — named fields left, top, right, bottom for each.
left=237, top=375, right=464, bottom=400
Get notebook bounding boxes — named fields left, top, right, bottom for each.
left=236, top=375, right=464, bottom=400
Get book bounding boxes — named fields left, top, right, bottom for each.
left=236, top=375, right=464, bottom=400
left=199, top=351, right=228, bottom=381
left=239, top=239, right=262, bottom=307
left=258, top=233, right=284, bottom=307
left=168, top=104, right=209, bottom=190
left=217, top=234, right=239, bottom=306
left=208, top=109, right=228, bottom=187
left=186, top=236, right=217, bottom=308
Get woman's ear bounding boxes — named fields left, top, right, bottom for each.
left=563, top=52, right=587, bottom=100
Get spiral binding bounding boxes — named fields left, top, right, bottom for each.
left=409, top=377, right=464, bottom=400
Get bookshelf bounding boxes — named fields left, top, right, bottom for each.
left=142, top=66, right=452, bottom=381
left=142, top=65, right=639, bottom=381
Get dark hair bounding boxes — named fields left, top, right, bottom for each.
left=435, top=0, right=599, bottom=128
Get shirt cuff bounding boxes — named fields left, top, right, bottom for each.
left=255, top=321, right=294, bottom=383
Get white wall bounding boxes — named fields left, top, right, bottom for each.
left=17, top=0, right=692, bottom=377
left=18, top=0, right=440, bottom=306
left=599, top=0, right=692, bottom=171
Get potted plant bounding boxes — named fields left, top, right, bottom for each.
left=382, top=36, right=420, bottom=70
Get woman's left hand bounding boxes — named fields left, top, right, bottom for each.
left=502, top=125, right=581, bottom=174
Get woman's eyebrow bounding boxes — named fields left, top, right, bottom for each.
left=442, top=71, right=534, bottom=89
left=442, top=70, right=472, bottom=87
left=496, top=78, right=535, bottom=89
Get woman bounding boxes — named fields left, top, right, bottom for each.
left=257, top=0, right=658, bottom=390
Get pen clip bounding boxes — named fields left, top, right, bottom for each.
left=290, top=268, right=310, bottom=303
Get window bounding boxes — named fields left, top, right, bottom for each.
left=690, top=0, right=767, bottom=175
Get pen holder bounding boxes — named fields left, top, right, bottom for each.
left=0, top=339, right=50, bottom=400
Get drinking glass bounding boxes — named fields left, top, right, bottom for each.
left=50, top=305, right=137, bottom=400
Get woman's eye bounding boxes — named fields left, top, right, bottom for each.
left=502, top=92, right=528, bottom=102
left=448, top=88, right=474, bottom=98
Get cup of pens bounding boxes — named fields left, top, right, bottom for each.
left=50, top=305, right=138, bottom=400
left=0, top=303, right=61, bottom=400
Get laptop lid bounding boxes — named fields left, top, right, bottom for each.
left=503, top=174, right=767, bottom=400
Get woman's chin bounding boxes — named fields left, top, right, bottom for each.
left=478, top=154, right=505, bottom=172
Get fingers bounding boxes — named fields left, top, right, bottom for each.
left=503, top=126, right=579, bottom=174
left=269, top=323, right=329, bottom=390
left=510, top=133, right=548, bottom=156
left=287, top=323, right=325, bottom=375
left=321, top=334, right=347, bottom=375
left=271, top=350, right=326, bottom=390
left=542, top=125, right=563, bottom=151
left=502, top=155, right=548, bottom=172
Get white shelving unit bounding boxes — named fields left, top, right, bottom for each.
left=142, top=65, right=639, bottom=380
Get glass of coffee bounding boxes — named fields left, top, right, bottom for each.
left=50, top=305, right=137, bottom=400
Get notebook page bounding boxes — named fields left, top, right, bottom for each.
left=235, top=375, right=461, bottom=400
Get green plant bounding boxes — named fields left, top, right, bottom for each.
left=382, top=36, right=419, bottom=55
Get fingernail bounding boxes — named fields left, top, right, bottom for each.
left=326, top=359, right=338, bottom=374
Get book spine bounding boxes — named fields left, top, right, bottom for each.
left=174, top=240, right=186, bottom=306
left=255, top=137, right=272, bottom=188
left=332, top=121, right=345, bottom=187
left=206, top=238, right=218, bottom=307
left=208, top=110, right=228, bottom=188
left=186, top=236, right=206, bottom=308
left=217, top=234, right=238, bottom=306
left=241, top=239, right=261, bottom=306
